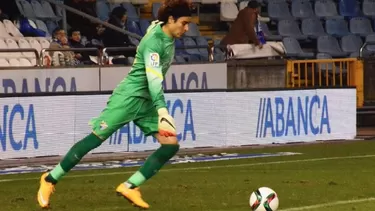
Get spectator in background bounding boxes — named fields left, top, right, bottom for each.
left=68, top=28, right=94, bottom=64
left=102, top=6, right=136, bottom=58
left=220, top=0, right=263, bottom=49
left=49, top=27, right=78, bottom=66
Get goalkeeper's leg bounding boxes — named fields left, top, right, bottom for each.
left=116, top=113, right=179, bottom=209
left=37, top=95, right=142, bottom=208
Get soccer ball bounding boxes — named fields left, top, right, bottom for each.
left=249, top=187, right=279, bottom=211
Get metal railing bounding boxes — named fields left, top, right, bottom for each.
left=40, top=47, right=101, bottom=66
left=360, top=41, right=375, bottom=58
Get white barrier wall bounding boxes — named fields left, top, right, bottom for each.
left=0, top=63, right=228, bottom=93
left=0, top=88, right=356, bottom=159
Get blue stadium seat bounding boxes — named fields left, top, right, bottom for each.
left=363, top=0, right=375, bottom=17
left=182, top=37, right=202, bottom=61
left=314, top=0, right=343, bottom=19
left=317, top=35, right=349, bottom=57
left=340, top=34, right=363, bottom=57
left=291, top=0, right=315, bottom=19
left=268, top=1, right=293, bottom=20
left=325, top=18, right=350, bottom=37
left=301, top=18, right=327, bottom=38
left=259, top=22, right=282, bottom=41
left=152, top=3, right=162, bottom=20
left=126, top=20, right=142, bottom=37
left=139, top=19, right=150, bottom=36
left=195, top=36, right=209, bottom=61
left=282, top=37, right=315, bottom=58
left=123, top=2, right=139, bottom=21
left=350, top=17, right=374, bottom=37
left=96, top=0, right=110, bottom=21
left=365, top=34, right=375, bottom=54
left=185, top=23, right=200, bottom=37
left=339, top=0, right=361, bottom=18
left=278, top=19, right=308, bottom=40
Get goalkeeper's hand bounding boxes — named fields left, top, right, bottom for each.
left=157, top=108, right=177, bottom=137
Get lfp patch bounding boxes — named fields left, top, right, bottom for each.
left=150, top=53, right=160, bottom=67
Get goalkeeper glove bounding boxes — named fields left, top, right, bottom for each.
left=157, top=108, right=177, bottom=137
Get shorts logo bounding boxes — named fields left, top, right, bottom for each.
left=100, top=121, right=108, bottom=130
left=150, top=53, right=160, bottom=67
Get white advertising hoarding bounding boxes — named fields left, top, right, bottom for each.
left=0, top=88, right=356, bottom=159
left=0, top=68, right=100, bottom=93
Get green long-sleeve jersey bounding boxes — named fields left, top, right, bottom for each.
left=113, top=21, right=175, bottom=110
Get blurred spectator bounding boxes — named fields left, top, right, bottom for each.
left=220, top=0, right=263, bottom=49
left=68, top=28, right=95, bottom=64
left=102, top=6, right=136, bottom=58
left=50, top=27, right=78, bottom=66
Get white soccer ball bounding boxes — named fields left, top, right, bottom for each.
left=249, top=187, right=279, bottom=211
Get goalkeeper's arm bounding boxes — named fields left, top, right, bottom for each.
left=144, top=46, right=176, bottom=136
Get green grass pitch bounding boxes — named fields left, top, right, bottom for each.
left=1, top=140, right=375, bottom=211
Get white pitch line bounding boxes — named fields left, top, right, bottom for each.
left=0, top=154, right=375, bottom=183
left=279, top=197, right=375, bottom=211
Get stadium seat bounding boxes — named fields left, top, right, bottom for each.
left=9, top=58, right=22, bottom=67
left=338, top=0, right=361, bottom=18
left=317, top=35, right=349, bottom=57
left=278, top=19, right=308, bottom=40
left=182, top=37, right=202, bottom=61
left=325, top=18, right=350, bottom=37
left=350, top=17, right=374, bottom=37
left=340, top=34, right=363, bottom=57
left=5, top=38, right=23, bottom=58
left=268, top=1, right=293, bottom=20
left=96, top=0, right=110, bottom=21
left=291, top=0, right=315, bottom=19
left=35, top=20, right=50, bottom=37
left=126, top=20, right=142, bottom=37
left=201, top=0, right=220, bottom=4
left=239, top=1, right=249, bottom=10
left=259, top=22, right=282, bottom=41
left=316, top=53, right=335, bottom=73
left=185, top=22, right=200, bottom=37
left=363, top=0, right=375, bottom=17
left=31, top=0, right=50, bottom=20
left=123, top=3, right=139, bottom=21
left=15, top=0, right=25, bottom=14
left=365, top=34, right=375, bottom=54
left=174, top=55, right=186, bottom=63
left=213, top=39, right=225, bottom=62
left=0, top=21, right=11, bottom=38
left=19, top=58, right=32, bottom=66
left=0, top=58, right=10, bottom=67
left=18, top=38, right=35, bottom=58
left=38, top=38, right=50, bottom=49
left=28, top=38, right=42, bottom=53
left=46, top=20, right=58, bottom=35
left=19, top=0, right=36, bottom=19
left=220, top=2, right=239, bottom=21
left=314, top=0, right=343, bottom=19
left=152, top=3, right=161, bottom=20
left=139, top=19, right=150, bottom=36
left=282, top=37, right=315, bottom=58
left=195, top=36, right=209, bottom=61
left=301, top=18, right=327, bottom=38
left=3, top=20, right=24, bottom=38
left=41, top=1, right=58, bottom=20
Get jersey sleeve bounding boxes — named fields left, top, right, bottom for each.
left=143, top=40, right=167, bottom=111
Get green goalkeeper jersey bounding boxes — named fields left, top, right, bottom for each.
left=113, top=21, right=175, bottom=110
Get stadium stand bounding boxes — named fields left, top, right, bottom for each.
left=0, top=0, right=372, bottom=67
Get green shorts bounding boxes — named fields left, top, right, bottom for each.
left=90, top=92, right=158, bottom=140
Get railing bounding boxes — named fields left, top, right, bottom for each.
left=360, top=41, right=375, bottom=58
left=286, top=58, right=364, bottom=107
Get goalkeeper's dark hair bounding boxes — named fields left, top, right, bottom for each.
left=157, top=0, right=193, bottom=24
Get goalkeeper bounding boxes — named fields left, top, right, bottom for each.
left=37, top=0, right=192, bottom=209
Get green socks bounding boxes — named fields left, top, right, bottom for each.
left=45, top=133, right=103, bottom=184
left=125, top=144, right=180, bottom=188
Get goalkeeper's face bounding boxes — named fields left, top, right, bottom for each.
left=168, top=16, right=191, bottom=38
